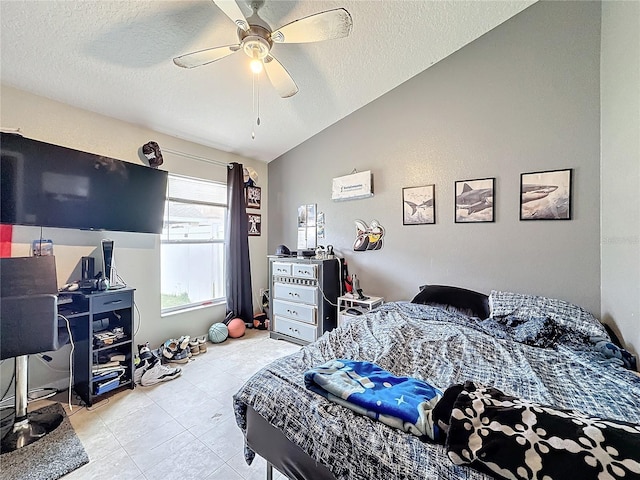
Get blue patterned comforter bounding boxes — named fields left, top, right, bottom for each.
left=233, top=301, right=640, bottom=480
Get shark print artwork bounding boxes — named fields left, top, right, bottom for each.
left=520, top=169, right=572, bottom=220
left=403, top=185, right=435, bottom=225
left=455, top=177, right=495, bottom=223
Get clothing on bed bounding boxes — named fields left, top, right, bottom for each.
left=444, top=381, right=640, bottom=480
left=304, top=359, right=443, bottom=441
left=234, top=299, right=640, bottom=480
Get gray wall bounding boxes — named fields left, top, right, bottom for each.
left=601, top=1, right=640, bottom=355
left=268, top=2, right=602, bottom=315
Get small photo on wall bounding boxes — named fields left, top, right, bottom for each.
left=248, top=213, right=261, bottom=236
left=455, top=178, right=495, bottom=223
left=246, top=186, right=261, bottom=209
left=520, top=169, right=572, bottom=220
left=403, top=185, right=435, bottom=225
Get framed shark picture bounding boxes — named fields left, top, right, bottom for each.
left=455, top=178, right=495, bottom=223
left=520, top=169, right=572, bottom=220
left=403, top=185, right=435, bottom=225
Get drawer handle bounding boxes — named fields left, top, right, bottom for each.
left=288, top=327, right=300, bottom=334
left=286, top=309, right=298, bottom=315
left=288, top=292, right=300, bottom=297
left=103, top=299, right=123, bottom=305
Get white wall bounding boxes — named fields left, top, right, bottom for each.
left=600, top=1, right=640, bottom=355
left=1, top=85, right=268, bottom=391
left=269, top=2, right=602, bottom=315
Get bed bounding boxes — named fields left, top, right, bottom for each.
left=233, top=287, right=640, bottom=480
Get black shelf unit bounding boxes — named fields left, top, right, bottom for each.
left=59, top=287, right=135, bottom=406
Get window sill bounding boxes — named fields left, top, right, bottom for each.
left=161, top=299, right=226, bottom=318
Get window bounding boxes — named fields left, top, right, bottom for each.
left=161, top=174, right=226, bottom=313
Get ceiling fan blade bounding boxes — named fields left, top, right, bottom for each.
left=263, top=55, right=299, bottom=98
left=212, top=0, right=249, bottom=31
left=173, top=44, right=240, bottom=68
left=271, top=8, right=353, bottom=44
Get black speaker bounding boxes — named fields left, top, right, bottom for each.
left=81, top=256, right=95, bottom=280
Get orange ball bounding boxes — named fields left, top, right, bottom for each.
left=227, top=317, right=246, bottom=338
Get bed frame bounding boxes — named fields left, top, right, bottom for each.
left=245, top=405, right=337, bottom=480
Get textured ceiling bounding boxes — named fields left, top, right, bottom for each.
left=0, top=1, right=534, bottom=162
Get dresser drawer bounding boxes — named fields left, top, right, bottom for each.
left=272, top=262, right=293, bottom=276
left=274, top=315, right=316, bottom=343
left=91, top=291, right=132, bottom=314
left=293, top=264, right=316, bottom=279
left=273, top=283, right=317, bottom=305
left=273, top=299, right=316, bottom=325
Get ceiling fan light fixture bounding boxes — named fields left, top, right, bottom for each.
left=250, top=58, right=263, bottom=74
left=243, top=36, right=270, bottom=60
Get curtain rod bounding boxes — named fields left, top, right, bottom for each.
left=162, top=147, right=231, bottom=168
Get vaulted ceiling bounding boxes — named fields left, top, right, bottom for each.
left=0, top=1, right=534, bottom=162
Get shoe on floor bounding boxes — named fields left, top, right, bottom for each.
left=197, top=336, right=208, bottom=354
left=134, top=343, right=159, bottom=385
left=162, top=339, right=178, bottom=360
left=161, top=347, right=191, bottom=364
left=140, top=361, right=181, bottom=386
left=189, top=339, right=200, bottom=356
left=177, top=335, right=190, bottom=351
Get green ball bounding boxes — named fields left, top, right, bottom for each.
left=208, top=323, right=229, bottom=344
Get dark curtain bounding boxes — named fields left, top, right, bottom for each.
left=225, top=162, right=253, bottom=321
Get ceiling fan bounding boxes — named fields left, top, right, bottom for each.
left=173, top=0, right=353, bottom=98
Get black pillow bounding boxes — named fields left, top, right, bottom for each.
left=411, top=285, right=490, bottom=319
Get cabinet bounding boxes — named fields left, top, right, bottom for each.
left=268, top=257, right=340, bottom=345
left=337, top=295, right=384, bottom=327
left=58, top=288, right=135, bottom=406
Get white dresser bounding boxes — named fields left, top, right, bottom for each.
left=268, top=256, right=340, bottom=345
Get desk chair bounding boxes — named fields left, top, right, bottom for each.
left=0, top=256, right=66, bottom=453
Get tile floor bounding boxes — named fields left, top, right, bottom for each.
left=36, top=329, right=300, bottom=480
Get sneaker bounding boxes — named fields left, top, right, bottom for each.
left=177, top=335, right=190, bottom=351
left=189, top=339, right=200, bottom=356
left=140, top=362, right=182, bottom=386
left=134, top=343, right=159, bottom=385
left=197, top=336, right=208, bottom=354
left=161, top=339, right=178, bottom=360
left=161, top=346, right=191, bottom=364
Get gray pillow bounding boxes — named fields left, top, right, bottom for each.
left=489, top=290, right=608, bottom=339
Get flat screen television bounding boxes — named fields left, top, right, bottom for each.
left=1, top=133, right=168, bottom=234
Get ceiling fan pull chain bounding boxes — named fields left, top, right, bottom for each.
left=251, top=71, right=261, bottom=140
left=256, top=74, right=261, bottom=126
left=252, top=72, right=257, bottom=139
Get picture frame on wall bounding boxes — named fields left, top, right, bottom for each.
left=246, top=186, right=261, bottom=209
left=402, top=185, right=435, bottom=225
left=455, top=177, right=495, bottom=223
left=520, top=168, right=572, bottom=220
left=248, top=213, right=261, bottom=236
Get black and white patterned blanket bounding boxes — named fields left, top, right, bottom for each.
left=233, top=301, right=640, bottom=480
left=439, top=382, right=640, bottom=479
